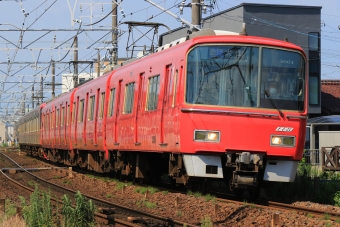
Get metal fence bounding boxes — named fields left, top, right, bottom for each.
left=303, top=149, right=320, bottom=166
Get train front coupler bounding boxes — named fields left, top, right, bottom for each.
left=227, top=152, right=264, bottom=190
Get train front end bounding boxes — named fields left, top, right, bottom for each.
left=179, top=36, right=307, bottom=190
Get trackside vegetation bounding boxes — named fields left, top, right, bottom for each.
left=18, top=184, right=96, bottom=227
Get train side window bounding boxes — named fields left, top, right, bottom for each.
left=61, top=107, right=65, bottom=126
left=172, top=70, right=178, bottom=107
left=124, top=82, right=135, bottom=114
left=72, top=102, right=76, bottom=123
left=66, top=104, right=69, bottom=125
left=79, top=99, right=85, bottom=122
left=51, top=111, right=53, bottom=129
left=56, top=109, right=59, bottom=128
left=146, top=75, right=160, bottom=111
left=88, top=95, right=95, bottom=121
left=108, top=88, right=116, bottom=117
left=99, top=92, right=105, bottom=119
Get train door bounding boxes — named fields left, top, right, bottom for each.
left=114, top=80, right=122, bottom=144
left=135, top=73, right=144, bottom=144
left=160, top=64, right=172, bottom=145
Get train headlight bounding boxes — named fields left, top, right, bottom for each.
left=270, top=135, right=295, bottom=147
left=194, top=130, right=220, bottom=142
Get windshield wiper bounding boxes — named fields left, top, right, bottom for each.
left=264, top=90, right=284, bottom=118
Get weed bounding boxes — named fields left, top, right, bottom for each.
left=62, top=179, right=71, bottom=185
left=53, top=175, right=62, bottom=179
left=187, top=190, right=194, bottom=196
left=325, top=221, right=332, bottom=227
left=115, top=182, right=125, bottom=190
left=249, top=203, right=256, bottom=208
left=135, top=186, right=159, bottom=195
left=20, top=184, right=53, bottom=227
left=62, top=191, right=96, bottom=227
left=201, top=215, right=213, bottom=227
left=106, top=194, right=113, bottom=198
left=306, top=213, right=313, bottom=218
left=176, top=210, right=183, bottom=216
left=4, top=199, right=17, bottom=217
left=162, top=190, right=169, bottom=195
left=193, top=192, right=202, bottom=198
left=183, top=224, right=187, bottom=227
left=27, top=180, right=35, bottom=187
left=136, top=199, right=157, bottom=209
left=323, top=213, right=330, bottom=220
left=243, top=200, right=248, bottom=207
left=204, top=194, right=216, bottom=202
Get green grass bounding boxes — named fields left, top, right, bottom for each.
left=324, top=213, right=330, bottom=220
left=136, top=199, right=157, bottom=209
left=106, top=193, right=113, bottom=198
left=134, top=186, right=159, bottom=195
left=162, top=190, right=169, bottom=195
left=176, top=210, right=183, bottom=217
left=5, top=199, right=17, bottom=217
left=115, top=182, right=126, bottom=190
left=204, top=194, right=216, bottom=202
left=27, top=180, right=35, bottom=187
left=62, top=179, right=71, bottom=185
left=53, top=175, right=62, bottom=179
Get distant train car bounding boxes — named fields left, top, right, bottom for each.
left=19, top=30, right=307, bottom=192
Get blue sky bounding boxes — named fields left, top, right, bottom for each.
left=0, top=0, right=338, bottom=116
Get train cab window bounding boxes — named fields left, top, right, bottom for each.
left=124, top=82, right=135, bottom=114
left=88, top=95, right=95, bottom=121
left=79, top=99, right=85, bottom=122
left=108, top=88, right=116, bottom=117
left=99, top=92, right=105, bottom=119
left=146, top=75, right=160, bottom=111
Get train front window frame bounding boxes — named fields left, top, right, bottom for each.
left=185, top=44, right=305, bottom=112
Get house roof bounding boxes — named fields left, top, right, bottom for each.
left=321, top=80, right=340, bottom=114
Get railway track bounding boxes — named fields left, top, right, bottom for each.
left=2, top=149, right=340, bottom=226
left=0, top=151, right=198, bottom=227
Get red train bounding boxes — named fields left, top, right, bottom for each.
left=19, top=30, right=307, bottom=192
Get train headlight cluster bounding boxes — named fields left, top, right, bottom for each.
left=270, top=135, right=295, bottom=147
left=194, top=130, right=220, bottom=142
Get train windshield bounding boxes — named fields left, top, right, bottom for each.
left=186, top=45, right=305, bottom=111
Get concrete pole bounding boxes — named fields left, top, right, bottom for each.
left=112, top=1, right=118, bottom=68
left=73, top=36, right=78, bottom=88
left=52, top=60, right=55, bottom=98
left=192, top=0, right=201, bottom=31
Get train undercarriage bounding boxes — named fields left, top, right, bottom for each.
left=20, top=144, right=268, bottom=195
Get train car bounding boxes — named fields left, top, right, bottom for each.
left=19, top=30, right=307, bottom=192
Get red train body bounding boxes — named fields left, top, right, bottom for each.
left=19, top=32, right=308, bottom=190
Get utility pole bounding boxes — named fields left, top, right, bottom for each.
left=40, top=74, right=43, bottom=104
left=52, top=60, right=55, bottom=98
left=192, top=0, right=201, bottom=30
left=112, top=1, right=118, bottom=68
left=73, top=36, right=78, bottom=88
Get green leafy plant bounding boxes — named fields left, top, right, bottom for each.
left=62, top=191, right=96, bottom=227
left=20, top=184, right=53, bottom=227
